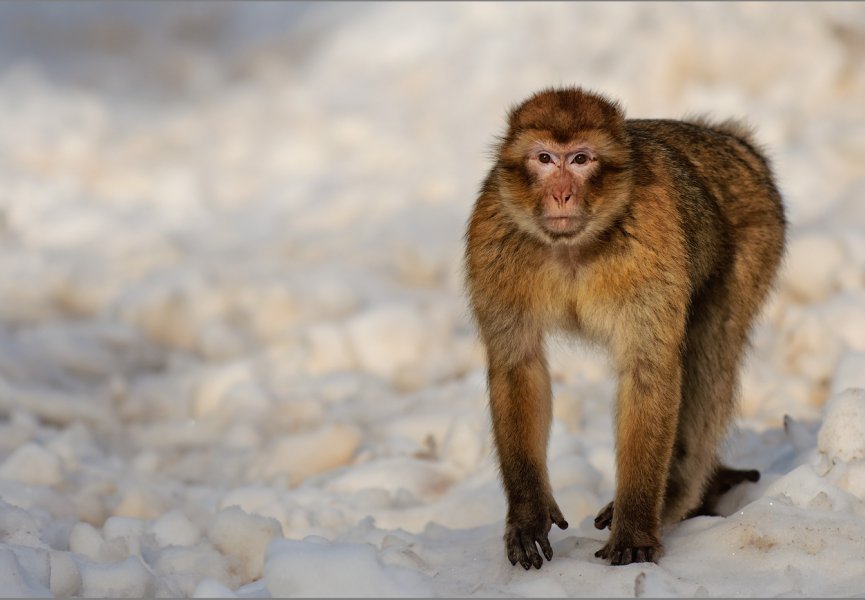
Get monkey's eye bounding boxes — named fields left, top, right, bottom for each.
left=572, top=153, right=589, bottom=165
left=538, top=153, right=552, bottom=164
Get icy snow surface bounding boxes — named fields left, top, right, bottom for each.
left=0, top=2, right=864, bottom=597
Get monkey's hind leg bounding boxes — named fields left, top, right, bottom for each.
left=663, top=224, right=782, bottom=522
left=660, top=275, right=749, bottom=524
left=593, top=463, right=760, bottom=530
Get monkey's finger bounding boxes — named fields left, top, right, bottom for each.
left=623, top=548, right=633, bottom=565
left=550, top=505, right=569, bottom=530
left=538, top=535, right=554, bottom=561
left=508, top=532, right=532, bottom=570
left=744, top=469, right=760, bottom=482
left=635, top=547, right=648, bottom=563
left=520, top=533, right=543, bottom=569
left=505, top=529, right=525, bottom=568
left=514, top=545, right=531, bottom=570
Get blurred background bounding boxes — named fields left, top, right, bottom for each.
left=0, top=3, right=863, bottom=592
left=2, top=1, right=861, bottom=343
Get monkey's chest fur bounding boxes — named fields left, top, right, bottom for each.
left=538, top=227, right=679, bottom=349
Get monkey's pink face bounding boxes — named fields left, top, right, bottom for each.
left=497, top=89, right=632, bottom=246
left=523, top=140, right=599, bottom=239
left=498, top=124, right=631, bottom=246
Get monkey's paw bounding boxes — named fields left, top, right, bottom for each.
left=594, top=501, right=614, bottom=530
left=505, top=498, right=569, bottom=570
left=594, top=538, right=662, bottom=565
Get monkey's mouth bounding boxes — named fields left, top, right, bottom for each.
left=540, top=216, right=582, bottom=236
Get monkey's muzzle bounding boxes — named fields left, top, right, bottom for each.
left=540, top=216, right=581, bottom=236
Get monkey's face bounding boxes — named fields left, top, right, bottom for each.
left=496, top=88, right=633, bottom=247
left=524, top=139, right=598, bottom=239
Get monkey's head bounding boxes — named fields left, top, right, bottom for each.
left=495, top=87, right=633, bottom=246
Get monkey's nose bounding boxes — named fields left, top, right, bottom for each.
left=553, top=191, right=573, bottom=206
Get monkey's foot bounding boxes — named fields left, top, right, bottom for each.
left=505, top=497, right=569, bottom=570
left=596, top=465, right=761, bottom=528
left=594, top=501, right=614, bottom=530
left=688, top=465, right=761, bottom=517
left=594, top=539, right=661, bottom=565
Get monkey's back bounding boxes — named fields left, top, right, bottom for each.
left=624, top=119, right=787, bottom=294
left=626, top=118, right=785, bottom=228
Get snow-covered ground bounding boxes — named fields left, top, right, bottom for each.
left=0, top=2, right=864, bottom=597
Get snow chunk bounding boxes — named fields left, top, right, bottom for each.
left=441, top=418, right=486, bottom=472
left=324, top=457, right=457, bottom=501
left=49, top=551, right=81, bottom=597
left=344, top=304, right=426, bottom=380
left=153, top=543, right=236, bottom=597
left=218, top=486, right=286, bottom=527
left=0, top=548, right=50, bottom=597
left=150, top=509, right=201, bottom=547
left=79, top=555, right=154, bottom=598
left=113, top=485, right=164, bottom=519
left=193, top=361, right=270, bottom=420
left=0, top=500, right=45, bottom=547
left=208, top=505, right=283, bottom=582
left=833, top=352, right=865, bottom=396
left=764, top=464, right=858, bottom=513
left=68, top=522, right=104, bottom=561
left=303, top=321, right=356, bottom=374
left=509, top=576, right=569, bottom=597
left=264, top=539, right=430, bottom=597
left=252, top=423, right=361, bottom=484
left=0, top=443, right=63, bottom=486
left=818, top=291, right=865, bottom=353
left=782, top=233, right=846, bottom=302
left=193, top=577, right=238, bottom=598
left=102, top=516, right=146, bottom=542
left=818, top=388, right=865, bottom=463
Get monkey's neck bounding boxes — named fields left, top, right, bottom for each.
left=552, top=243, right=586, bottom=276
left=551, top=234, right=609, bottom=275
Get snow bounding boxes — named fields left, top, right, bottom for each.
left=264, top=538, right=431, bottom=597
left=0, top=1, right=864, bottom=597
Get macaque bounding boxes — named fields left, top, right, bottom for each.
left=464, top=87, right=786, bottom=568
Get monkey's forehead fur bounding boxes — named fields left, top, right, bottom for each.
left=505, top=87, right=627, bottom=145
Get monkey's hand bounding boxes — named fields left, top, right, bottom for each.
left=505, top=496, right=568, bottom=570
left=594, top=501, right=614, bottom=530
left=594, top=527, right=662, bottom=565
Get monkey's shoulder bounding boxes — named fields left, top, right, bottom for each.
left=625, top=117, right=754, bottom=146
left=625, top=118, right=772, bottom=179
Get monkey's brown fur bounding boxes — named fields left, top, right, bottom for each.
left=464, top=88, right=786, bottom=569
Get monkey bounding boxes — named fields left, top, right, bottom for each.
left=464, top=87, right=786, bottom=569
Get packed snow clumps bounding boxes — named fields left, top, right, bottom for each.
left=0, top=2, right=864, bottom=597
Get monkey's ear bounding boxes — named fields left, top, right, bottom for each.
left=487, top=135, right=508, bottom=162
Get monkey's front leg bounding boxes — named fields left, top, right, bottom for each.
left=488, top=345, right=568, bottom=570
left=595, top=355, right=681, bottom=565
